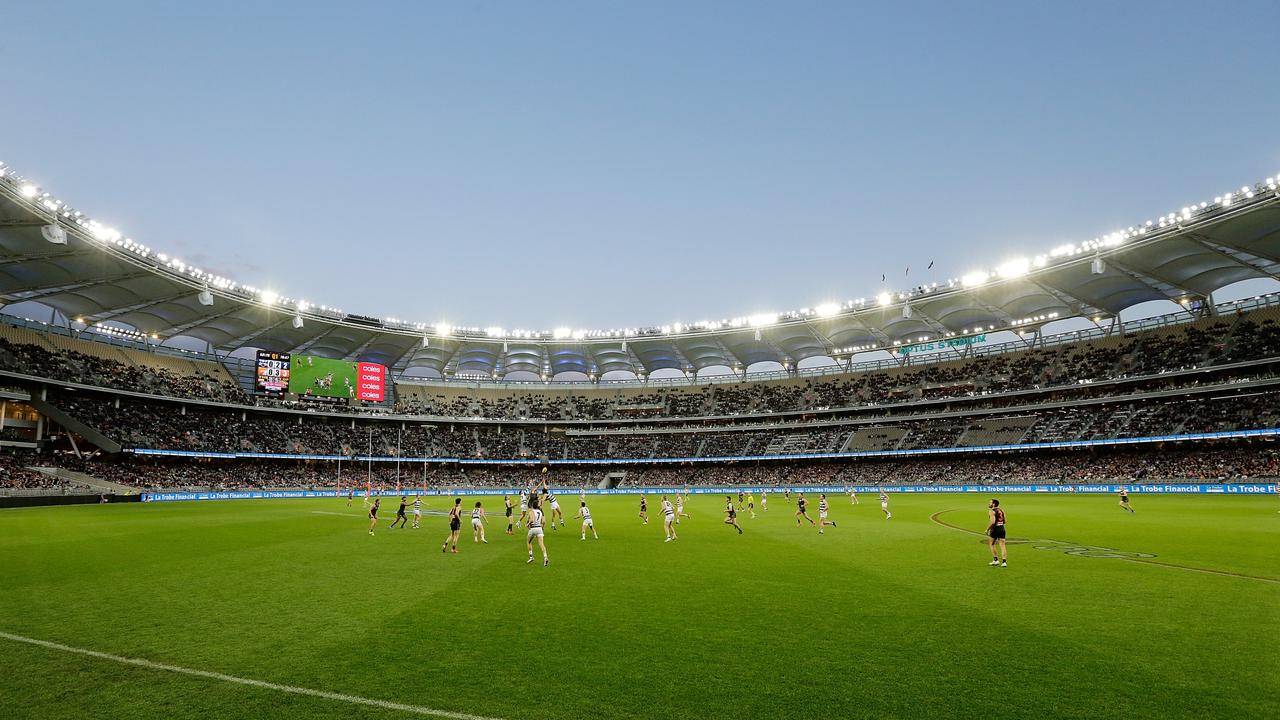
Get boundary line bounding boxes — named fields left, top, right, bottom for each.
left=0, top=631, right=506, bottom=720
left=928, top=509, right=1280, bottom=584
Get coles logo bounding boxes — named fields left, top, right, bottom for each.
left=356, top=362, right=386, bottom=401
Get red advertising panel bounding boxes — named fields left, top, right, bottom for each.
left=356, top=362, right=386, bottom=402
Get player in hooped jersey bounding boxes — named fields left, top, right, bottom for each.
left=675, top=493, right=689, bottom=523
left=879, top=489, right=892, bottom=520
left=518, top=489, right=529, bottom=529
left=411, top=495, right=423, bottom=529
left=526, top=494, right=549, bottom=566
left=546, top=487, right=565, bottom=529
left=577, top=501, right=598, bottom=540
left=817, top=494, right=837, bottom=534
left=471, top=501, right=489, bottom=544
left=661, top=495, right=678, bottom=542
left=986, top=498, right=1007, bottom=567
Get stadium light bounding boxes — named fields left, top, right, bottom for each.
left=876, top=292, right=892, bottom=307
left=961, top=271, right=989, bottom=288
left=19, top=183, right=38, bottom=198
left=814, top=302, right=840, bottom=318
left=260, top=290, right=279, bottom=306
left=996, top=258, right=1030, bottom=279
left=748, top=313, right=777, bottom=328
left=41, top=222, right=67, bottom=245
left=553, top=327, right=572, bottom=339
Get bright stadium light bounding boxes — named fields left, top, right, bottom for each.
left=876, top=292, right=892, bottom=306
left=961, top=271, right=989, bottom=287
left=814, top=302, right=840, bottom=318
left=553, top=327, right=572, bottom=339
left=996, top=258, right=1030, bottom=279
left=19, top=183, right=38, bottom=198
left=486, top=327, right=505, bottom=337
left=260, top=290, right=279, bottom=306
left=748, top=313, right=777, bottom=327
left=436, top=324, right=452, bottom=337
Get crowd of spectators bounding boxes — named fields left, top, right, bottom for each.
left=394, top=314, right=1280, bottom=420
left=51, top=385, right=1280, bottom=461
left=0, top=450, right=79, bottom=490
left=0, top=337, right=243, bottom=403
left=5, top=312, right=1280, bottom=427
left=26, top=443, right=1277, bottom=492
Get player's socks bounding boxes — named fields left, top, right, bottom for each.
left=832, top=521, right=837, bottom=527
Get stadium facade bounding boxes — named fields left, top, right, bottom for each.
left=2, top=161, right=1280, bottom=496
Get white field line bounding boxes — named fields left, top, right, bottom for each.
left=0, top=630, right=505, bottom=720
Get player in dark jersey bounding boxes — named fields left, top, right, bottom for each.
left=795, top=493, right=815, bottom=527
left=784, top=488, right=791, bottom=503
left=367, top=498, right=380, bottom=536
left=346, top=489, right=354, bottom=507
left=1118, top=487, right=1135, bottom=513
left=737, top=491, right=745, bottom=511
left=504, top=495, right=514, bottom=535
left=639, top=494, right=649, bottom=525
left=724, top=495, right=743, bottom=534
left=389, top=497, right=409, bottom=529
left=442, top=497, right=463, bottom=554
left=986, top=498, right=1007, bottom=567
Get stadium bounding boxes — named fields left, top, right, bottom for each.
left=2, top=7, right=1279, bottom=720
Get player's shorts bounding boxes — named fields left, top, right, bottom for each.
left=583, top=519, right=593, bottom=528
left=528, top=527, right=544, bottom=539
left=748, top=502, right=754, bottom=509
left=550, top=501, right=561, bottom=512
left=989, top=525, right=1006, bottom=540
left=450, top=519, right=461, bottom=531
left=881, top=502, right=889, bottom=509
left=396, top=511, right=406, bottom=518
left=505, top=509, right=513, bottom=517
left=520, top=504, right=528, bottom=512
left=472, top=518, right=483, bottom=528
left=819, top=511, right=828, bottom=520
left=664, top=514, right=675, bottom=523
left=413, top=509, right=421, bottom=517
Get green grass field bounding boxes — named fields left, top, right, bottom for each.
left=288, top=356, right=358, bottom=398
left=1, top=493, right=1276, bottom=719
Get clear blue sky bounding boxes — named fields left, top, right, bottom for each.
left=4, top=1, right=1279, bottom=332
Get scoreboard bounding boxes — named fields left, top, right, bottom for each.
left=255, top=350, right=291, bottom=394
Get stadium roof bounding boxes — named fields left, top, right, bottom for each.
left=2, top=162, right=1280, bottom=379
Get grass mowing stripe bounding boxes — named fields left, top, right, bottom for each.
left=0, top=631, right=505, bottom=720
left=929, top=508, right=1280, bottom=584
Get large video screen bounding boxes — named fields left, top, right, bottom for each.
left=288, top=355, right=386, bottom=402
left=254, top=350, right=291, bottom=395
